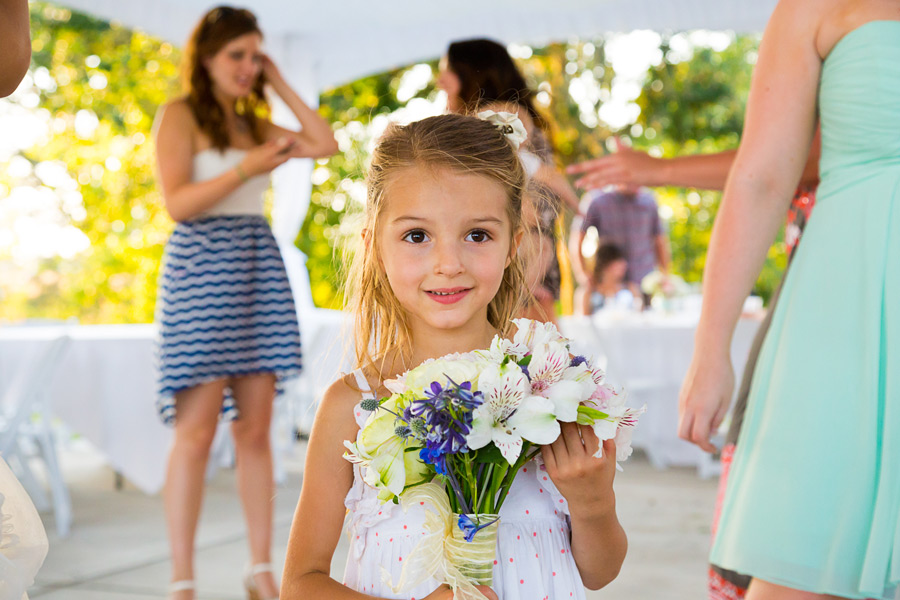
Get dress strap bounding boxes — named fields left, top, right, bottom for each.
left=352, top=368, right=376, bottom=401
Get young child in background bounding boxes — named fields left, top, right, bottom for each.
left=280, top=113, right=627, bottom=599
left=581, top=243, right=634, bottom=315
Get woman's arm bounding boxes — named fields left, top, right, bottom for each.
left=678, top=0, right=823, bottom=451
left=154, top=100, right=298, bottom=222
left=568, top=131, right=820, bottom=192
left=0, top=0, right=30, bottom=97
left=260, top=56, right=338, bottom=159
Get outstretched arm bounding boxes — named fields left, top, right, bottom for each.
left=0, top=0, right=31, bottom=97
left=678, top=0, right=823, bottom=451
left=567, top=132, right=820, bottom=193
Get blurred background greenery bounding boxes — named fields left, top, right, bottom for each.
left=1, top=3, right=784, bottom=324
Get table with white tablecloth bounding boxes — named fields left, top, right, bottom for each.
left=559, top=312, right=761, bottom=475
left=0, top=324, right=168, bottom=494
left=0, top=310, right=350, bottom=495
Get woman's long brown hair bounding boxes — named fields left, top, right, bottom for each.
left=182, top=6, right=268, bottom=151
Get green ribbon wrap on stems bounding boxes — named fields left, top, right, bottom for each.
left=381, top=482, right=499, bottom=600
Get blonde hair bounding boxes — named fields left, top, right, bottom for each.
left=344, top=113, right=528, bottom=377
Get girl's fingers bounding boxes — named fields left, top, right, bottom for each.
left=540, top=443, right=556, bottom=473
left=559, top=421, right=585, bottom=458
left=580, top=424, right=601, bottom=457
left=601, top=437, right=616, bottom=462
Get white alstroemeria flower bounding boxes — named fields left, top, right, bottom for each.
left=466, top=362, right=559, bottom=464
left=477, top=110, right=528, bottom=150
left=482, top=334, right=529, bottom=363
left=525, top=342, right=594, bottom=422
left=511, top=318, right=567, bottom=352
left=589, top=389, right=646, bottom=455
left=386, top=352, right=487, bottom=396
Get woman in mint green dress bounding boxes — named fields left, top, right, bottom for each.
left=678, top=0, right=900, bottom=598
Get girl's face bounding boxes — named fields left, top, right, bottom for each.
left=377, top=165, right=518, bottom=336
left=437, top=56, right=463, bottom=113
left=205, top=32, right=263, bottom=99
left=605, top=258, right=628, bottom=283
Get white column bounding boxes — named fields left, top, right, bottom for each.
left=267, top=35, right=320, bottom=319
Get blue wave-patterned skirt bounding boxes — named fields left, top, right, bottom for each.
left=155, top=215, right=303, bottom=425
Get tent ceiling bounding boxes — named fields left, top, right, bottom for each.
left=56, top=0, right=776, bottom=90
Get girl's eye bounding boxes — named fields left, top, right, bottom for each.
left=230, top=51, right=244, bottom=61
left=402, top=229, right=430, bottom=244
left=466, top=229, right=492, bottom=243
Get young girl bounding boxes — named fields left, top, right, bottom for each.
left=281, top=113, right=627, bottom=599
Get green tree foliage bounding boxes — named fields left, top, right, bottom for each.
left=3, top=6, right=780, bottom=324
left=2, top=3, right=180, bottom=323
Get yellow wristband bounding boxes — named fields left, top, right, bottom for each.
left=235, top=164, right=249, bottom=183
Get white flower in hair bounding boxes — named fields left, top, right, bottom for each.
left=477, top=110, right=528, bottom=150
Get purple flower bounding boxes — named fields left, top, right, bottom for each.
left=570, top=355, right=588, bottom=368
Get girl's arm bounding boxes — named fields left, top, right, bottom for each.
left=154, top=100, right=298, bottom=222
left=542, top=424, right=626, bottom=590
left=260, top=56, right=338, bottom=159
left=281, top=378, right=482, bottom=600
left=281, top=377, right=370, bottom=598
left=678, top=0, right=823, bottom=451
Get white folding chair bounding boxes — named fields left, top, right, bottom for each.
left=0, top=334, right=73, bottom=537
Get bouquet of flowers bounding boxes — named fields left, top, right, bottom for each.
left=343, top=319, right=643, bottom=599
left=640, top=270, right=690, bottom=300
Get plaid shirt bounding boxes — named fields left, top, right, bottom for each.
left=581, top=188, right=664, bottom=284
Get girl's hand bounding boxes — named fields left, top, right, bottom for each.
left=541, top=423, right=617, bottom=518
left=678, top=351, right=734, bottom=453
left=423, top=584, right=499, bottom=600
left=239, top=137, right=300, bottom=177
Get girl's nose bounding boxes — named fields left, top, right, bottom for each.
left=433, top=240, right=464, bottom=276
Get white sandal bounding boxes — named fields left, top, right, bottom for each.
left=169, top=580, right=194, bottom=599
left=243, top=563, right=278, bottom=600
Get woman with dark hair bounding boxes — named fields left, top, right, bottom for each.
left=438, top=38, right=581, bottom=323
left=152, top=6, right=337, bottom=599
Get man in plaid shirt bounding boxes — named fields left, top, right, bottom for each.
left=577, top=184, right=670, bottom=302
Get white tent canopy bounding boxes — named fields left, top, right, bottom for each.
left=54, top=0, right=778, bottom=315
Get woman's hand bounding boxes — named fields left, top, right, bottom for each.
left=239, top=137, right=301, bottom=177
left=678, top=351, right=734, bottom=452
left=423, top=584, right=499, bottom=600
left=260, top=53, right=284, bottom=86
left=542, top=423, right=617, bottom=518
left=566, top=138, right=661, bottom=190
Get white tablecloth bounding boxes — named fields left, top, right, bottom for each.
left=559, top=312, right=761, bottom=473
left=0, top=324, right=168, bottom=494
left=0, top=310, right=351, bottom=495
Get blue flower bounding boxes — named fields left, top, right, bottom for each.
left=457, top=514, right=500, bottom=542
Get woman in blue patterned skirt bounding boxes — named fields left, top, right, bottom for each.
left=152, top=6, right=337, bottom=599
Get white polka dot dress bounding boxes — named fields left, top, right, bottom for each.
left=342, top=373, right=587, bottom=600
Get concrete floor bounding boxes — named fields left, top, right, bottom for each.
left=28, top=440, right=718, bottom=599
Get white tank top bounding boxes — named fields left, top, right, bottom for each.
left=193, top=147, right=269, bottom=216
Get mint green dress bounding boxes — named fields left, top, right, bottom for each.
left=709, top=21, right=900, bottom=599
